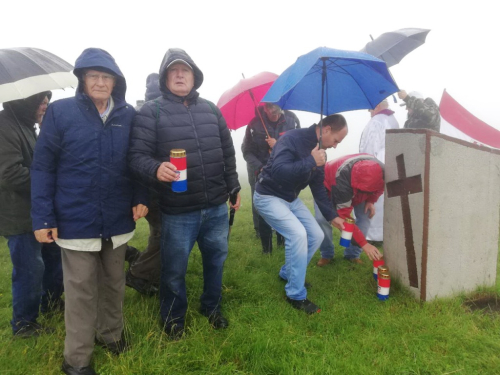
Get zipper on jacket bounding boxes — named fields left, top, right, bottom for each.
left=188, top=105, right=210, bottom=204
left=82, top=95, right=128, bottom=238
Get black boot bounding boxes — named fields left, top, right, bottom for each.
left=260, top=233, right=273, bottom=254
left=276, top=233, right=285, bottom=247
left=258, top=215, right=273, bottom=254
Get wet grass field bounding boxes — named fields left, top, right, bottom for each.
left=1, top=186, right=499, bottom=374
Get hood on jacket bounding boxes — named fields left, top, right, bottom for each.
left=145, top=73, right=161, bottom=101
left=3, top=91, right=52, bottom=126
left=158, top=48, right=203, bottom=98
left=73, top=48, right=127, bottom=101
left=351, top=160, right=384, bottom=193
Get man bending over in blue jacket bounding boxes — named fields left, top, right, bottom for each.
left=253, top=114, right=347, bottom=314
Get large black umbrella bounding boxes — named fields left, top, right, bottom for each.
left=360, top=28, right=431, bottom=68
left=0, top=47, right=77, bottom=103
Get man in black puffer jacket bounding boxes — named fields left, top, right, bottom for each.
left=129, top=48, right=240, bottom=338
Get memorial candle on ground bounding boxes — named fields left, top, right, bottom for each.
left=377, top=271, right=391, bottom=301
left=339, top=217, right=355, bottom=247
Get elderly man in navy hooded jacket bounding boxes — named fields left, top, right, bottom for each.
left=129, top=48, right=241, bottom=339
left=31, top=48, right=148, bottom=375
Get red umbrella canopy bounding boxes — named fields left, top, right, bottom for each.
left=217, top=72, right=278, bottom=130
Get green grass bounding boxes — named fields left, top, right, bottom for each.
left=1, top=186, right=500, bottom=374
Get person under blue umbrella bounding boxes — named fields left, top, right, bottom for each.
left=253, top=114, right=347, bottom=314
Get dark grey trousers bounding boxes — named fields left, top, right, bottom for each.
left=61, top=241, right=126, bottom=367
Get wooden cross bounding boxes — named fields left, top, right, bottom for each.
left=386, top=154, right=423, bottom=288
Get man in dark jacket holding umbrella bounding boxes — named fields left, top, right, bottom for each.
left=0, top=91, right=64, bottom=337
left=31, top=48, right=148, bottom=375
left=129, top=48, right=240, bottom=338
left=242, top=103, right=300, bottom=252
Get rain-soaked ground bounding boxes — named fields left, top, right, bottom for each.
left=463, top=293, right=500, bottom=314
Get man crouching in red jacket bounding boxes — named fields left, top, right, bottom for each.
left=315, top=154, right=383, bottom=266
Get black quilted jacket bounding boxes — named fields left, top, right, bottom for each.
left=128, top=48, right=239, bottom=215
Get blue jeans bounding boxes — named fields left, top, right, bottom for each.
left=5, top=232, right=63, bottom=333
left=313, top=202, right=363, bottom=260
left=160, top=203, right=228, bottom=329
left=254, top=192, right=323, bottom=300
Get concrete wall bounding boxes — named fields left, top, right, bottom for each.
left=384, top=129, right=500, bottom=301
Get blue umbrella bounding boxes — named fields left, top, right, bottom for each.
left=262, top=47, right=399, bottom=146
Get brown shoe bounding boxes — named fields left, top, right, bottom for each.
left=316, top=258, right=331, bottom=267
left=349, top=258, right=363, bottom=264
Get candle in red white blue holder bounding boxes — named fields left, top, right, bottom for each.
left=373, top=258, right=385, bottom=280
left=339, top=217, right=355, bottom=247
left=170, top=149, right=187, bottom=193
left=377, top=271, right=390, bottom=301
left=377, top=265, right=388, bottom=279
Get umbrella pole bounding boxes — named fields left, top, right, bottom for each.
left=387, top=67, right=399, bottom=103
left=242, top=73, right=271, bottom=138
left=319, top=58, right=327, bottom=149
left=247, top=86, right=271, bottom=139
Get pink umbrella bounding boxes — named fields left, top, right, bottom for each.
left=217, top=71, right=278, bottom=131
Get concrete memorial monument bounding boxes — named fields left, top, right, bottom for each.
left=384, top=129, right=500, bottom=301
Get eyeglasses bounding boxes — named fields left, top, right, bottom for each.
left=84, top=73, right=115, bottom=83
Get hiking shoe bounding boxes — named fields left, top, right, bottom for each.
left=95, top=336, right=130, bottom=355
left=13, top=323, right=55, bottom=338
left=207, top=312, right=229, bottom=329
left=164, top=324, right=185, bottom=340
left=316, top=258, right=332, bottom=267
left=125, top=270, right=158, bottom=296
left=125, top=246, right=141, bottom=264
left=61, top=361, right=98, bottom=375
left=286, top=297, right=321, bottom=314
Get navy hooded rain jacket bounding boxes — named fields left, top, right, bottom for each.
left=31, top=48, right=146, bottom=239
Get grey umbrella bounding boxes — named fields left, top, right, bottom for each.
left=0, top=47, right=77, bottom=103
left=360, top=28, right=431, bottom=68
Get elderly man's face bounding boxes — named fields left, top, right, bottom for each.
left=83, top=69, right=116, bottom=103
left=166, top=63, right=194, bottom=97
left=263, top=104, right=281, bottom=122
left=36, top=96, right=49, bottom=124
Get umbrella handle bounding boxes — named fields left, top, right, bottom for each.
left=229, top=187, right=240, bottom=206
left=228, top=186, right=241, bottom=227
left=242, top=73, right=271, bottom=138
